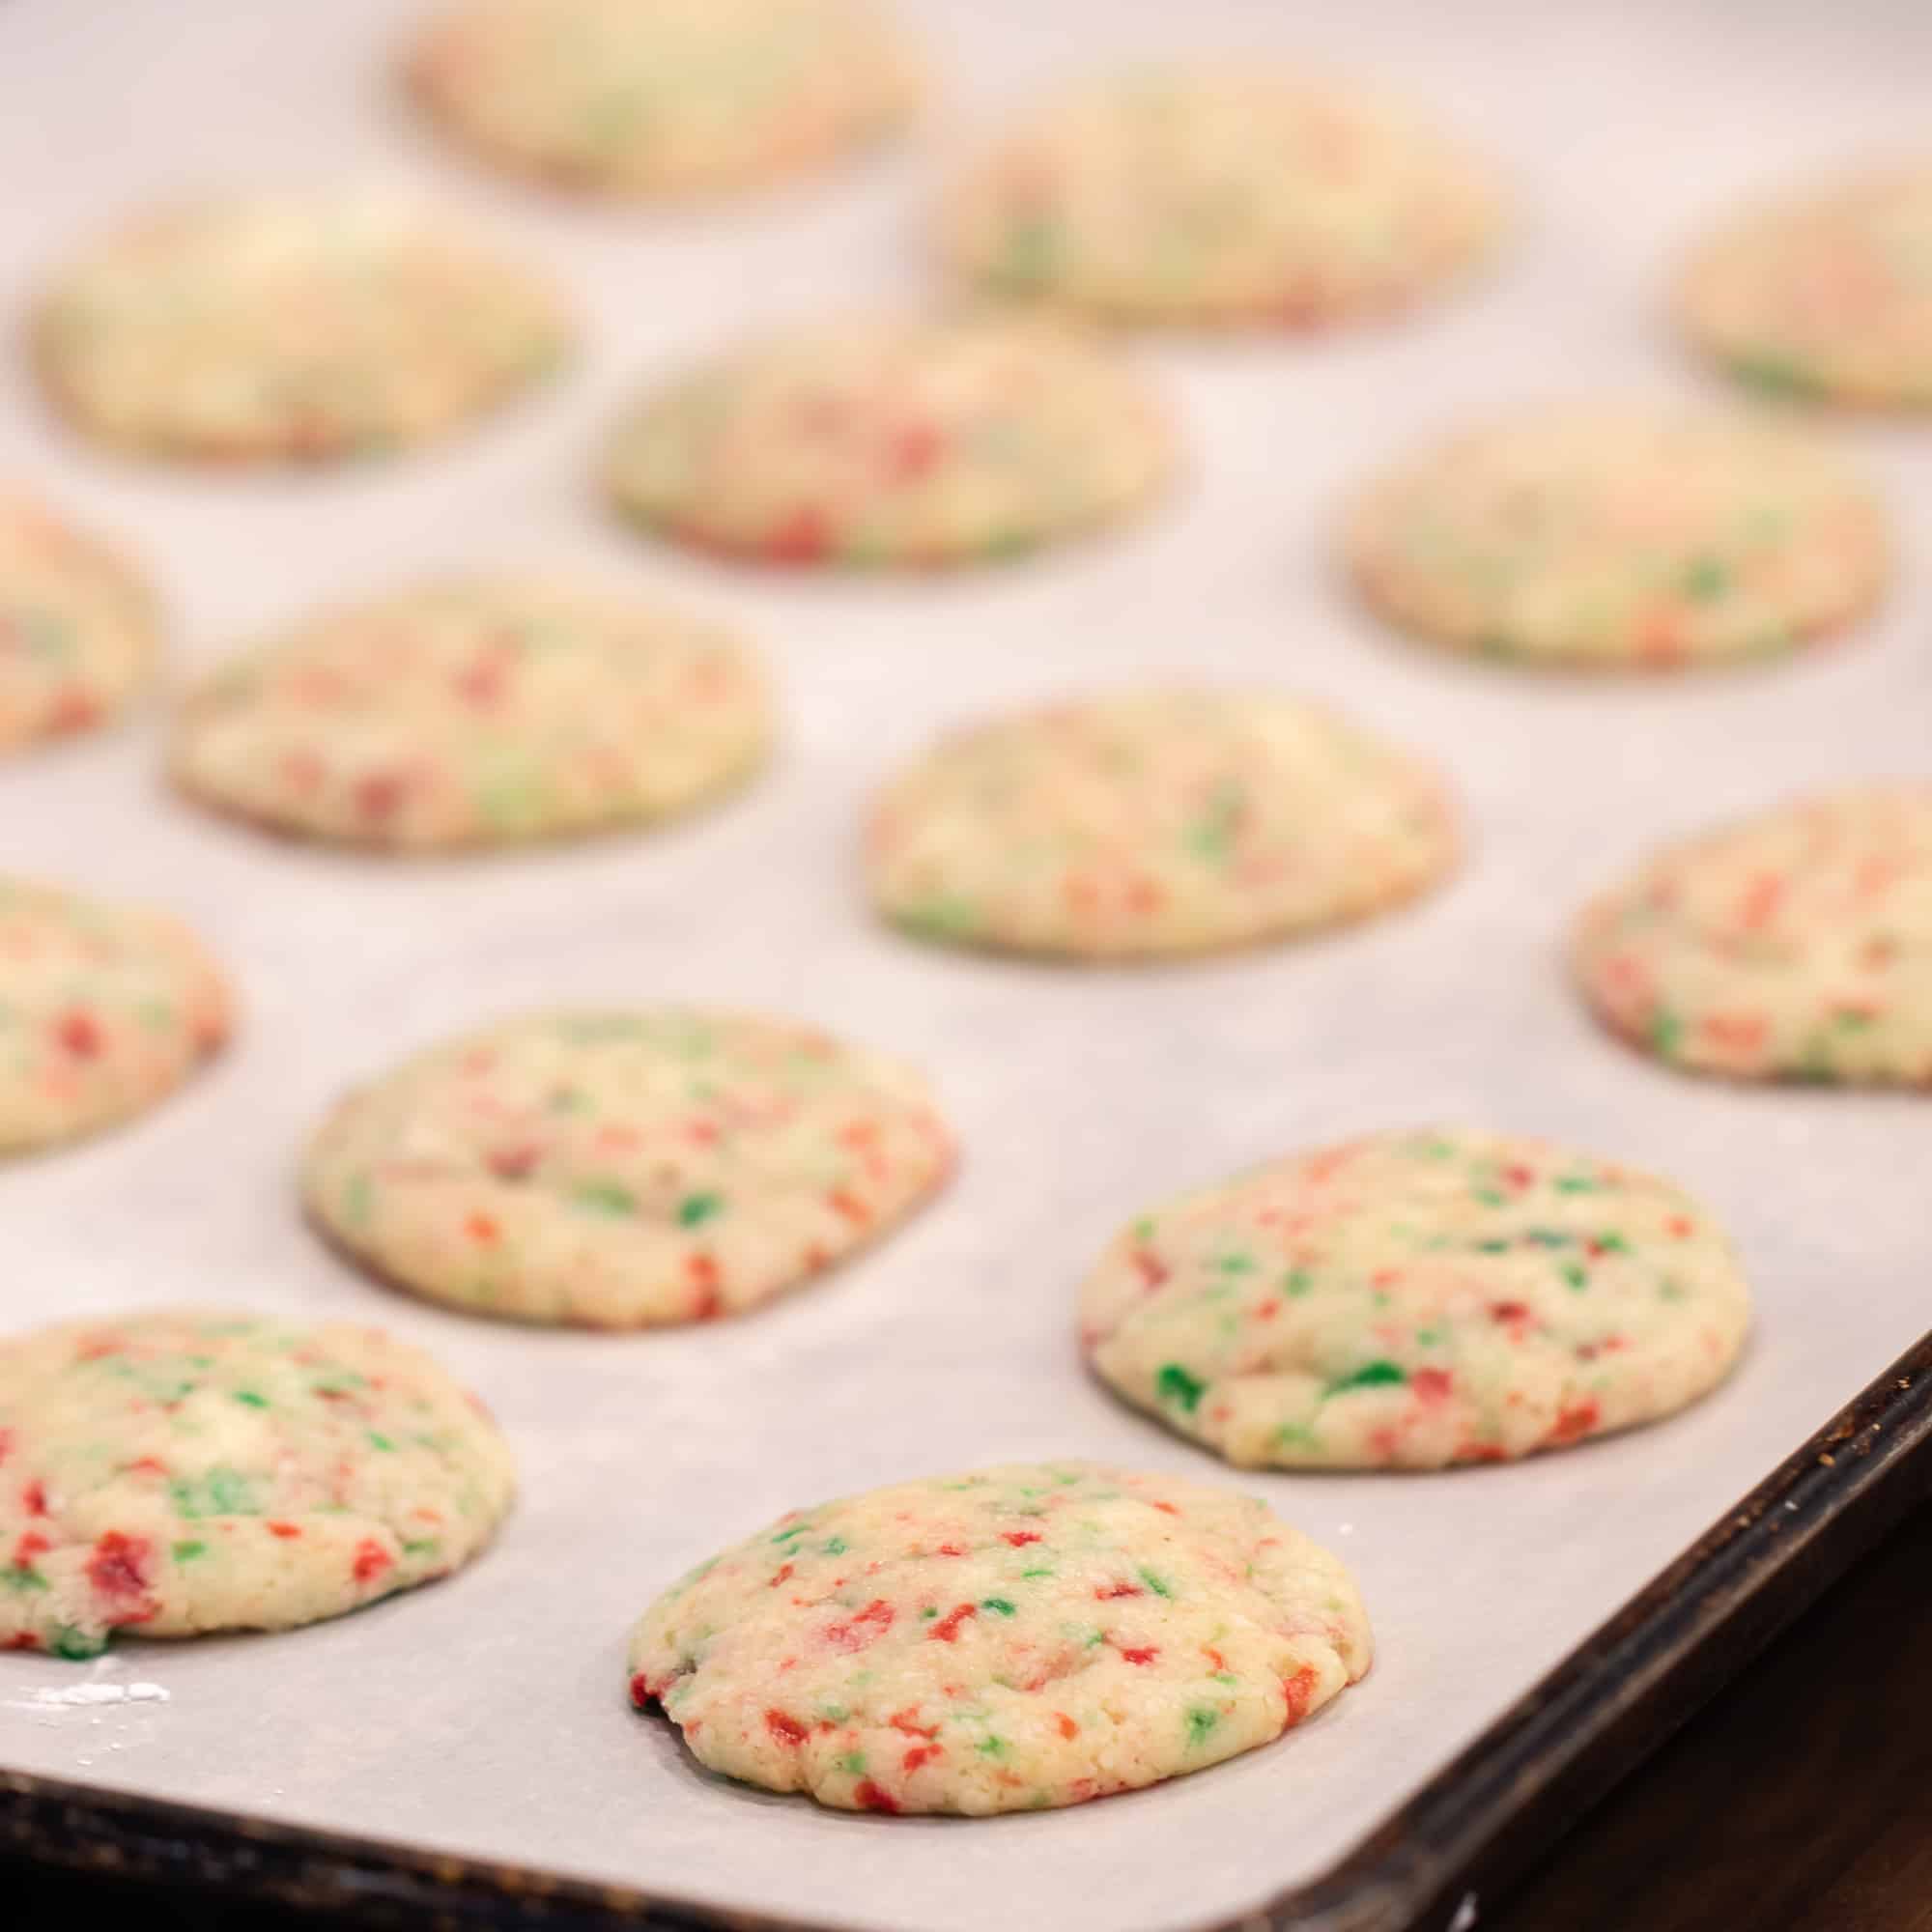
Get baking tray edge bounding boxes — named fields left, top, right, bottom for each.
left=5, top=1328, right=1929, bottom=1932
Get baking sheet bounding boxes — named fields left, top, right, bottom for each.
left=1, top=2, right=1929, bottom=1929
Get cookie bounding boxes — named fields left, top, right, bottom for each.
left=1574, top=785, right=1932, bottom=1086
left=0, top=879, right=232, bottom=1155
left=302, top=1008, right=954, bottom=1327
left=1080, top=1128, right=1750, bottom=1470
left=865, top=689, right=1457, bottom=959
left=605, top=315, right=1170, bottom=568
left=409, top=0, right=917, bottom=199
left=628, top=1460, right=1370, bottom=1814
left=34, top=192, right=571, bottom=464
left=1678, top=164, right=1932, bottom=410
left=941, top=68, right=1498, bottom=327
left=0, top=1307, right=514, bottom=1659
left=1344, top=403, right=1888, bottom=669
left=169, top=579, right=770, bottom=851
left=0, top=489, right=159, bottom=751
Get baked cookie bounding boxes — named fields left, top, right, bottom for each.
left=1344, top=403, right=1888, bottom=669
left=34, top=192, right=571, bottom=464
left=0, top=879, right=232, bottom=1155
left=169, top=579, right=770, bottom=851
left=302, top=1007, right=954, bottom=1326
left=1574, top=785, right=1932, bottom=1086
left=941, top=68, right=1498, bottom=327
left=0, top=489, right=159, bottom=751
left=605, top=315, right=1170, bottom=568
left=408, top=0, right=917, bottom=198
left=1679, top=163, right=1932, bottom=410
left=1080, top=1128, right=1750, bottom=1469
left=628, top=1460, right=1370, bottom=1814
left=865, top=689, right=1456, bottom=959
left=0, top=1307, right=514, bottom=1659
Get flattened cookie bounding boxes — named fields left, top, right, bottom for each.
left=606, top=315, right=1170, bottom=568
left=942, top=68, right=1498, bottom=327
left=0, top=1307, right=514, bottom=1658
left=0, top=489, right=159, bottom=750
left=0, top=878, right=231, bottom=1154
left=1080, top=1128, right=1750, bottom=1469
left=1344, top=403, right=1888, bottom=669
left=409, top=0, right=918, bottom=198
left=35, top=193, right=571, bottom=464
left=1679, top=164, right=1932, bottom=410
left=1575, top=785, right=1932, bottom=1086
left=865, top=689, right=1456, bottom=959
left=628, top=1460, right=1370, bottom=1814
left=170, top=579, right=770, bottom=851
left=302, top=1008, right=954, bottom=1326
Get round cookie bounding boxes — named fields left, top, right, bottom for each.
left=941, top=68, right=1498, bottom=327
left=302, top=1007, right=954, bottom=1327
left=1574, top=785, right=1932, bottom=1087
left=169, top=579, right=770, bottom=852
left=0, top=489, right=159, bottom=751
left=0, top=879, right=232, bottom=1155
left=1343, top=403, right=1888, bottom=670
left=1678, top=164, right=1932, bottom=410
left=34, top=192, right=571, bottom=464
left=1079, top=1128, right=1750, bottom=1470
left=408, top=0, right=918, bottom=199
left=865, top=689, right=1457, bottom=959
left=0, top=1307, right=514, bottom=1659
left=627, top=1460, right=1370, bottom=1815
left=605, top=315, right=1170, bottom=568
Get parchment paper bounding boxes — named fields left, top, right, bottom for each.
left=1, top=3, right=1927, bottom=1929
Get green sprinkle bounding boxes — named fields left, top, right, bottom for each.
left=1726, top=352, right=1820, bottom=398
left=920, top=1605, right=939, bottom=1620
left=1329, top=1358, right=1407, bottom=1394
left=1471, top=1186, right=1508, bottom=1208
left=821, top=1536, right=848, bottom=1556
left=1020, top=1566, right=1055, bottom=1579
left=368, top=1432, right=396, bottom=1452
left=1553, top=1174, right=1600, bottom=1194
left=1283, top=1268, right=1314, bottom=1297
left=838, top=1751, right=867, bottom=1776
left=1595, top=1232, right=1630, bottom=1253
left=402, top=1538, right=440, bottom=1556
left=573, top=1179, right=637, bottom=1216
left=676, top=1192, right=724, bottom=1228
left=1186, top=1707, right=1219, bottom=1747
left=0, top=1568, right=46, bottom=1593
left=169, top=1467, right=261, bottom=1518
left=233, top=1391, right=269, bottom=1409
left=1137, top=1568, right=1174, bottom=1600
left=341, top=1173, right=374, bottom=1230
left=171, top=1541, right=207, bottom=1563
left=1155, top=1363, right=1207, bottom=1411
left=1560, top=1262, right=1589, bottom=1291
left=52, top=1625, right=105, bottom=1661
left=1650, top=1008, right=1685, bottom=1058
left=1680, top=555, right=1730, bottom=602
left=980, top=1598, right=1016, bottom=1616
left=976, top=1735, right=1008, bottom=1758
left=772, top=1522, right=810, bottom=1545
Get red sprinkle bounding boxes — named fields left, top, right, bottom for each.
left=1282, top=1663, right=1321, bottom=1725
left=21, top=1481, right=46, bottom=1517
left=352, top=1538, right=393, bottom=1584
left=1000, top=1530, right=1041, bottom=1548
left=853, top=1779, right=900, bottom=1814
left=765, top=1708, right=809, bottom=1747
left=1118, top=1645, right=1158, bottom=1666
left=825, top=1598, right=895, bottom=1652
left=928, top=1603, right=977, bottom=1643
left=1411, top=1368, right=1454, bottom=1403
left=87, top=1532, right=151, bottom=1600
left=1094, top=1580, right=1142, bottom=1601
left=56, top=1010, right=102, bottom=1059
left=267, top=1520, right=303, bottom=1540
left=901, top=1744, right=943, bottom=1774
left=628, top=1672, right=655, bottom=1709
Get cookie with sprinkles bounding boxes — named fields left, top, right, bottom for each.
left=0, top=489, right=159, bottom=751
left=408, top=0, right=918, bottom=199
left=1079, top=1128, right=1750, bottom=1469
left=628, top=1460, right=1370, bottom=1814
left=1574, top=785, right=1932, bottom=1087
left=1678, top=163, right=1932, bottom=410
left=302, top=1008, right=954, bottom=1327
left=0, top=1308, right=514, bottom=1659
left=0, top=878, right=231, bottom=1155
left=865, top=689, right=1456, bottom=959
left=169, top=579, right=770, bottom=852
left=605, top=314, right=1170, bottom=568
left=941, top=68, right=1499, bottom=327
left=34, top=192, right=571, bottom=464
left=1343, top=403, right=1888, bottom=670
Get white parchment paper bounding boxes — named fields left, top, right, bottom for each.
left=1, top=3, right=1928, bottom=1928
